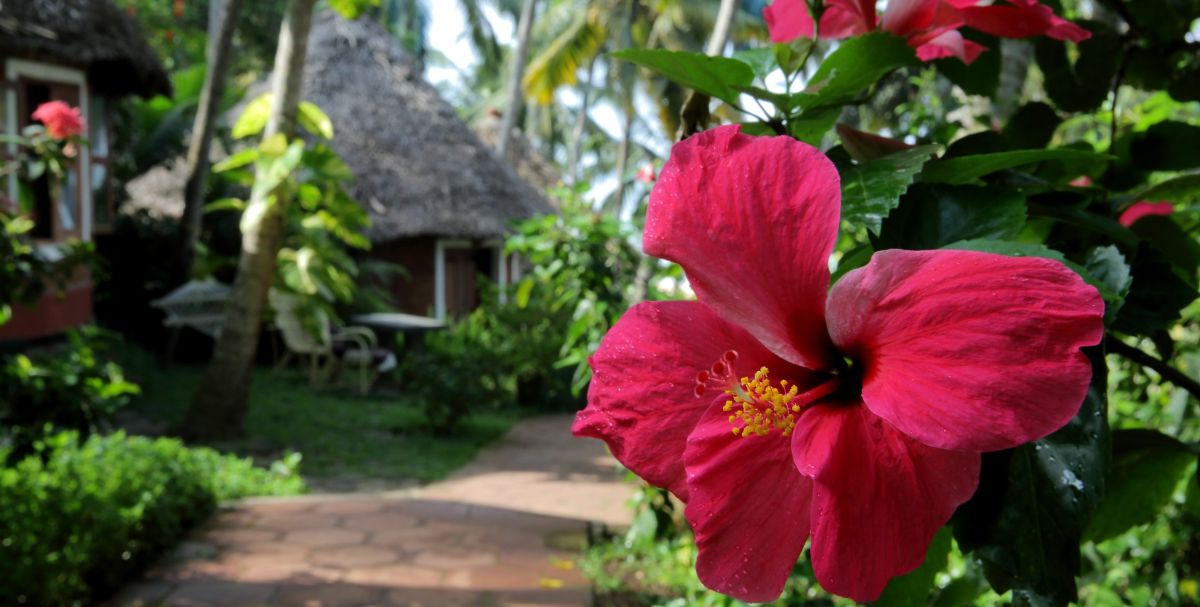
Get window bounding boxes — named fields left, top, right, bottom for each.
left=19, top=79, right=83, bottom=241
left=89, top=96, right=112, bottom=232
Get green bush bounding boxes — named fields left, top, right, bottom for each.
left=0, top=431, right=305, bottom=606
left=0, top=327, right=139, bottom=461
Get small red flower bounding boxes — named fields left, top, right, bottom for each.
left=31, top=101, right=85, bottom=140
left=765, top=0, right=1088, bottom=64
left=1119, top=201, right=1173, bottom=227
left=636, top=164, right=657, bottom=184
left=574, top=125, right=1104, bottom=603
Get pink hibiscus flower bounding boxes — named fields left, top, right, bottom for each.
left=31, top=101, right=85, bottom=140
left=1118, top=201, right=1173, bottom=227
left=573, top=125, right=1104, bottom=603
left=636, top=163, right=657, bottom=184
left=764, top=0, right=1089, bottom=64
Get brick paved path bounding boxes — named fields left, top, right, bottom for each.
left=108, top=415, right=634, bottom=607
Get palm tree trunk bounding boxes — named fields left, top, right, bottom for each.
left=496, top=0, right=537, bottom=160
left=566, top=54, right=597, bottom=184
left=610, top=108, right=634, bottom=213
left=705, top=0, right=738, bottom=55
left=178, top=0, right=247, bottom=276
left=183, top=0, right=318, bottom=441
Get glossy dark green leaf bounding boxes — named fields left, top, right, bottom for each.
left=610, top=49, right=755, bottom=106
left=921, top=149, right=1108, bottom=185
left=1086, top=429, right=1196, bottom=542
left=840, top=145, right=939, bottom=235
left=1129, top=121, right=1200, bottom=171
left=1036, top=31, right=1120, bottom=113
left=1004, top=103, right=1061, bottom=150
left=731, top=47, right=778, bottom=81
left=1129, top=215, right=1200, bottom=282
left=877, top=184, right=1026, bottom=250
left=1117, top=173, right=1200, bottom=206
left=871, top=527, right=953, bottom=607
left=1085, top=245, right=1133, bottom=323
left=788, top=107, right=841, bottom=146
left=934, top=32, right=1001, bottom=97
left=1112, top=247, right=1199, bottom=336
left=954, top=348, right=1109, bottom=607
left=796, top=33, right=917, bottom=110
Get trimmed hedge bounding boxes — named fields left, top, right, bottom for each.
left=0, top=432, right=305, bottom=606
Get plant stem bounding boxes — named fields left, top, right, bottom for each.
left=1107, top=336, right=1200, bottom=403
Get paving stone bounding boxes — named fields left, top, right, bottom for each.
left=285, top=528, right=368, bottom=547
left=272, top=582, right=385, bottom=606
left=342, top=564, right=444, bottom=588
left=112, top=415, right=636, bottom=606
left=309, top=544, right=401, bottom=569
left=163, top=579, right=274, bottom=606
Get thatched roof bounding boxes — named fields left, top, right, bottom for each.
left=473, top=113, right=562, bottom=194
left=0, top=0, right=170, bottom=99
left=305, top=13, right=553, bottom=241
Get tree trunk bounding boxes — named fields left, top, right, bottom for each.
left=496, top=0, right=537, bottom=160
left=183, top=0, right=318, bottom=441
left=610, top=106, right=635, bottom=213
left=994, top=38, right=1034, bottom=122
left=705, top=0, right=738, bottom=55
left=609, top=0, right=636, bottom=211
left=177, top=0, right=247, bottom=275
left=566, top=54, right=597, bottom=185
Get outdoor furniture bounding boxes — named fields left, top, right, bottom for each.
left=351, top=312, right=446, bottom=356
left=150, top=279, right=232, bottom=363
left=269, top=290, right=396, bottom=395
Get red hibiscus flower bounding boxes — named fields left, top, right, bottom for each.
left=635, top=163, right=657, bottom=184
left=31, top=101, right=85, bottom=140
left=573, top=125, right=1104, bottom=603
left=764, top=0, right=1088, bottom=65
left=1119, top=201, right=1173, bottom=227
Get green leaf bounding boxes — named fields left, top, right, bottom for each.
left=327, top=0, right=380, bottom=19
left=609, top=48, right=754, bottom=106
left=1112, top=247, right=1199, bottom=336
left=934, top=32, right=1001, bottom=97
left=787, top=107, right=841, bottom=146
left=298, top=101, right=334, bottom=140
left=203, top=197, right=246, bottom=213
left=921, top=149, right=1109, bottom=185
left=1036, top=32, right=1121, bottom=113
left=840, top=145, right=939, bottom=235
left=251, top=139, right=305, bottom=202
left=878, top=184, right=1026, bottom=250
left=1129, top=121, right=1200, bottom=171
left=1004, top=103, right=1062, bottom=150
left=515, top=277, right=535, bottom=310
left=1117, top=172, right=1200, bottom=205
left=797, top=33, right=918, bottom=111
left=1086, top=430, right=1196, bottom=542
left=1129, top=215, right=1200, bottom=282
left=0, top=304, right=10, bottom=327
left=731, top=47, right=778, bottom=81
left=954, top=348, right=1109, bottom=607
left=213, top=148, right=260, bottom=173
left=872, top=527, right=953, bottom=607
left=1085, top=245, right=1133, bottom=323
left=232, top=93, right=273, bottom=139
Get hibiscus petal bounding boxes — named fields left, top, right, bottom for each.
left=1118, top=200, right=1174, bottom=227
left=881, top=0, right=939, bottom=35
left=791, top=403, right=980, bottom=603
left=910, top=28, right=987, bottom=64
left=645, top=125, right=841, bottom=370
left=826, top=249, right=1105, bottom=452
left=764, top=0, right=875, bottom=42
left=684, top=401, right=814, bottom=603
left=574, top=300, right=798, bottom=501
left=958, top=1, right=1090, bottom=42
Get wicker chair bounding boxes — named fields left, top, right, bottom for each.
left=268, top=290, right=394, bottom=394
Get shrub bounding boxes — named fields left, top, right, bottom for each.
left=0, top=431, right=305, bottom=606
left=0, top=327, right=139, bottom=461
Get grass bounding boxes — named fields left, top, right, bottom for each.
left=117, top=345, right=522, bottom=483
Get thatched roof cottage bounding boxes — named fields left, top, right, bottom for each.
left=302, top=13, right=554, bottom=319
left=0, top=0, right=169, bottom=341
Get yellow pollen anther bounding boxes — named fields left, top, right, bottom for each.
left=724, top=367, right=801, bottom=439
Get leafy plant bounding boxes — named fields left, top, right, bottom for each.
left=0, top=431, right=304, bottom=606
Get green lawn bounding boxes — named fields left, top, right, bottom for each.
left=117, top=346, right=521, bottom=483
